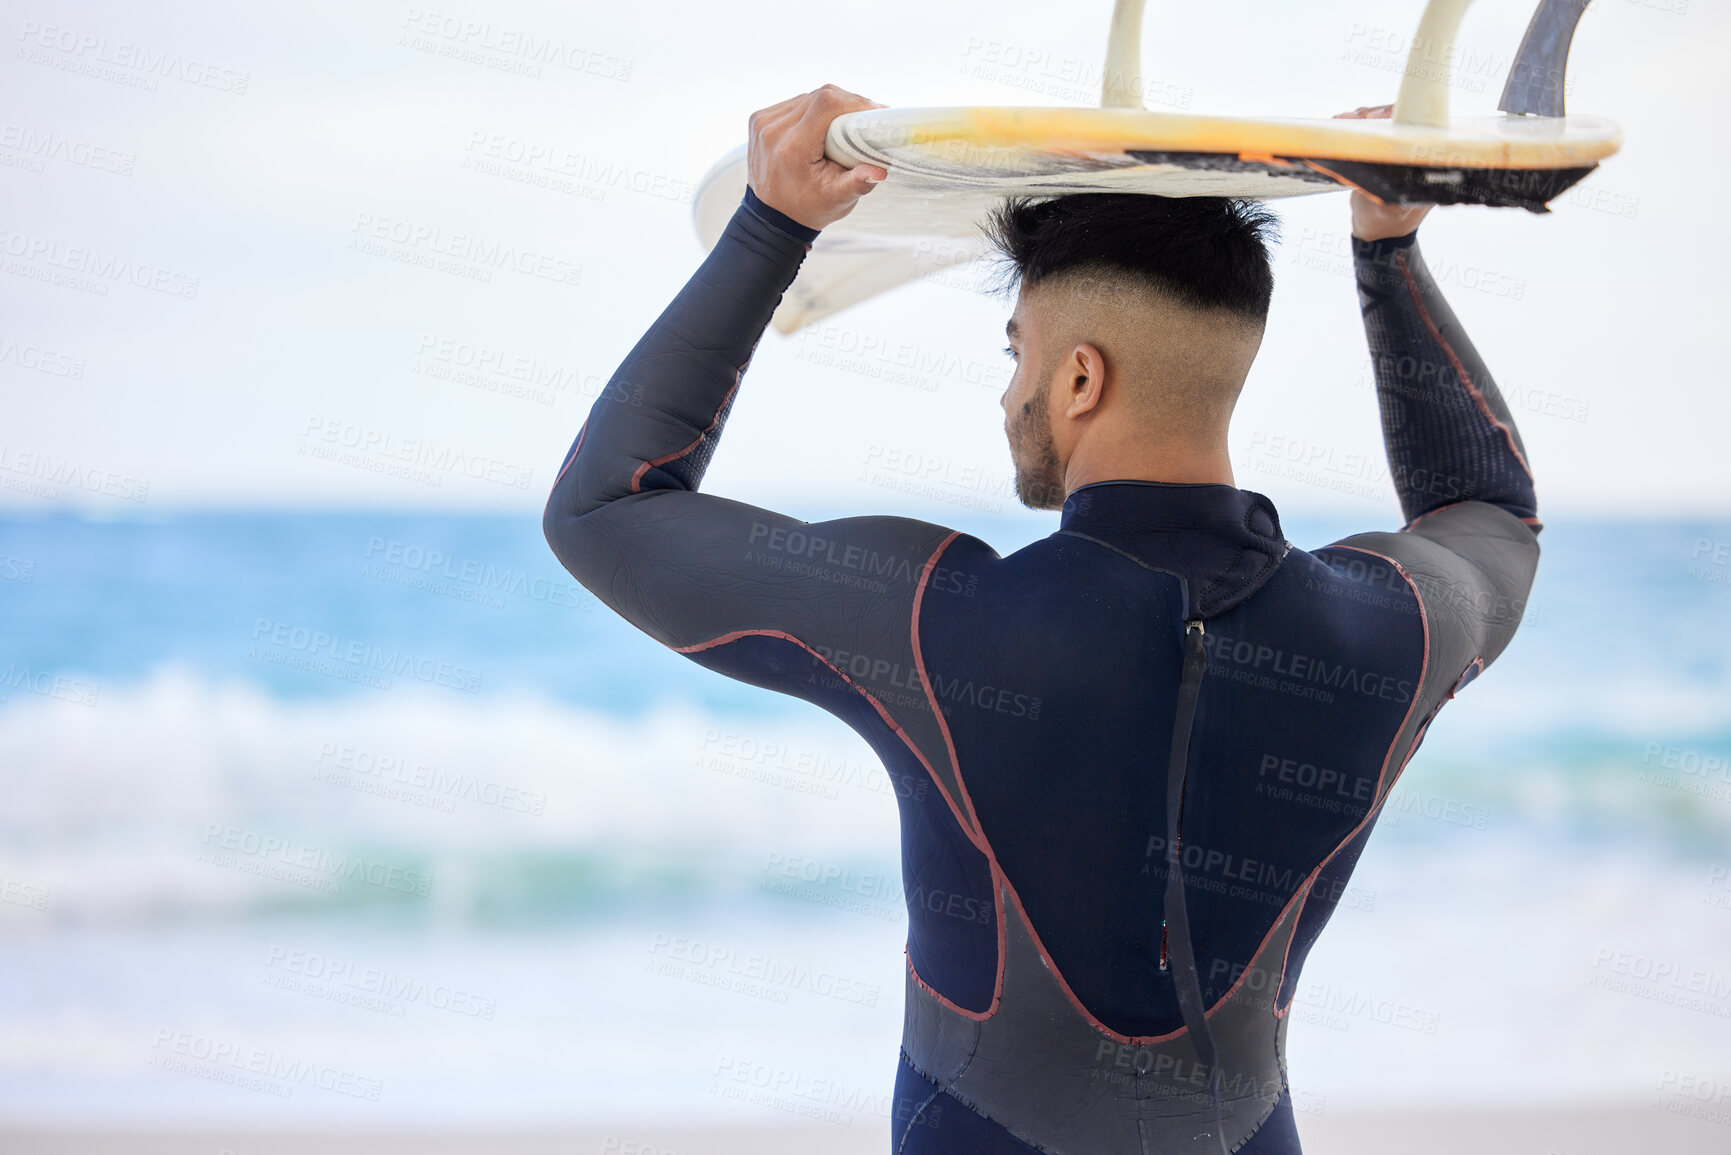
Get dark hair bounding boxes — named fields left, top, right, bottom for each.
left=983, top=193, right=1279, bottom=322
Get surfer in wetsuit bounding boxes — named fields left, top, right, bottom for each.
left=543, top=85, right=1538, bottom=1153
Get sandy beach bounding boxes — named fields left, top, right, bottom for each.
left=4, top=1103, right=1728, bottom=1155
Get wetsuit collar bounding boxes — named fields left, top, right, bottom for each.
left=1056, top=480, right=1290, bottom=619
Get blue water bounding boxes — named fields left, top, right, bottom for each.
left=0, top=510, right=739, bottom=714
left=4, top=509, right=1728, bottom=709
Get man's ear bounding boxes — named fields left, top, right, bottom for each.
left=1061, top=342, right=1108, bottom=419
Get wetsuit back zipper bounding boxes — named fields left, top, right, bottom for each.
left=1159, top=616, right=1229, bottom=1154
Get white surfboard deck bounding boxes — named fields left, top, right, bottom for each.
left=692, top=107, right=1621, bottom=333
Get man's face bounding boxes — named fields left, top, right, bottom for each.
left=1000, top=291, right=1067, bottom=511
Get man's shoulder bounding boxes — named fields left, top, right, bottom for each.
left=743, top=512, right=1000, bottom=605
left=1301, top=539, right=1427, bottom=611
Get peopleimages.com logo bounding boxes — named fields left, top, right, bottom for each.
left=249, top=619, right=483, bottom=693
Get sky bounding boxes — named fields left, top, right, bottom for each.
left=3, top=0, right=1725, bottom=523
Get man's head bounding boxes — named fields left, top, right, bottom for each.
left=984, top=193, right=1278, bottom=510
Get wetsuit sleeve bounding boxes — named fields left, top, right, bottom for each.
left=541, top=190, right=966, bottom=706
left=1326, top=229, right=1541, bottom=674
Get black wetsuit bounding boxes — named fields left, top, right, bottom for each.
left=543, top=187, right=1540, bottom=1153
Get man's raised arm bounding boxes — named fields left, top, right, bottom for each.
left=540, top=168, right=821, bottom=532
left=1325, top=184, right=1541, bottom=677
left=1351, top=225, right=1540, bottom=533
left=541, top=87, right=973, bottom=715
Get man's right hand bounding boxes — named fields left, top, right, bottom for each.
left=747, top=85, right=888, bottom=233
left=1335, top=104, right=1435, bottom=242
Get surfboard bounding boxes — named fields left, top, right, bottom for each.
left=692, top=0, right=1619, bottom=333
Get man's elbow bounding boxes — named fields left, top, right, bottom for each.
left=541, top=496, right=564, bottom=562
left=542, top=485, right=586, bottom=577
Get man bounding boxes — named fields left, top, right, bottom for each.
left=544, top=85, right=1538, bottom=1154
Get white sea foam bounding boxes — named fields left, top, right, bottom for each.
left=0, top=667, right=902, bottom=924
left=5, top=663, right=1727, bottom=927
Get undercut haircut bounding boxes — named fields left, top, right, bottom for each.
left=983, top=193, right=1279, bottom=323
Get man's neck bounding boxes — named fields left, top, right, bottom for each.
left=1062, top=440, right=1236, bottom=493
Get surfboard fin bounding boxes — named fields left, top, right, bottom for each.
left=1500, top=0, right=1592, bottom=117
left=1391, top=0, right=1477, bottom=128
left=1101, top=0, right=1147, bottom=109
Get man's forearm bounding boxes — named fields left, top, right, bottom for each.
left=1352, top=231, right=1540, bottom=531
left=543, top=188, right=817, bottom=543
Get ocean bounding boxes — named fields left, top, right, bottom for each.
left=1, top=510, right=1728, bottom=1126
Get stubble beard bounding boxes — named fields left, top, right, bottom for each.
left=1009, top=376, right=1066, bottom=511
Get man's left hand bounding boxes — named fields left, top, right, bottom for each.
left=1334, top=104, right=1435, bottom=242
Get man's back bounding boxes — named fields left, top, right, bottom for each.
left=917, top=484, right=1418, bottom=1037
left=543, top=99, right=1539, bottom=1153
